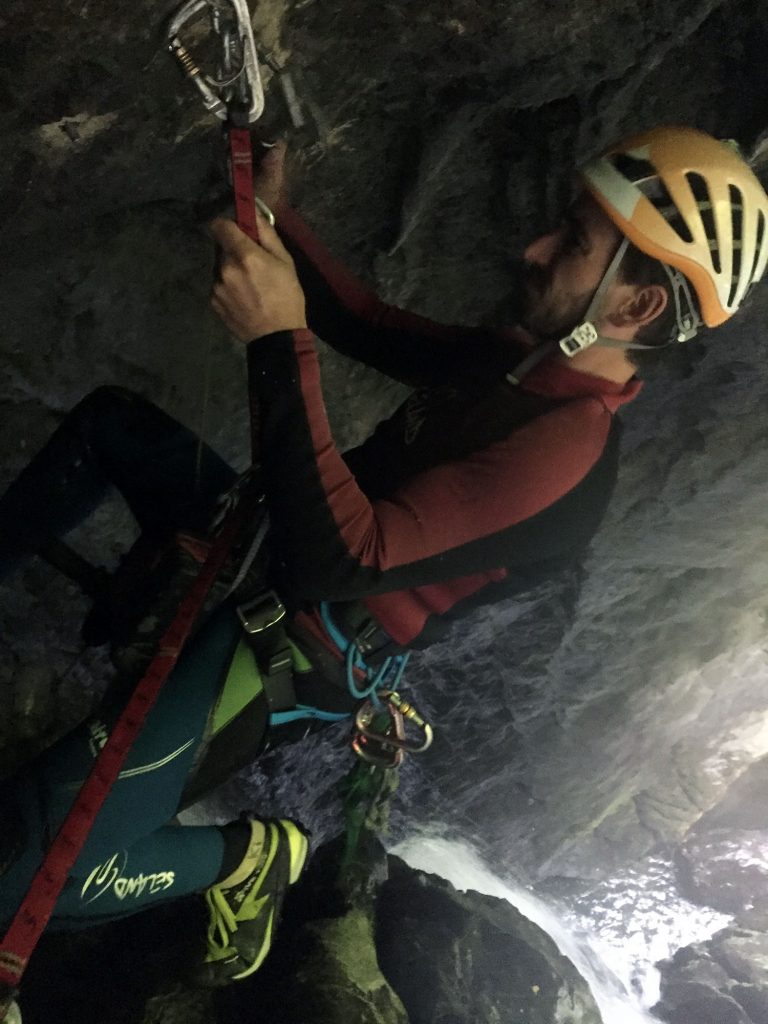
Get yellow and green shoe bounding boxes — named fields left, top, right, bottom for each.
left=198, top=818, right=309, bottom=987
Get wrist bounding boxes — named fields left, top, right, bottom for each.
left=247, top=325, right=308, bottom=345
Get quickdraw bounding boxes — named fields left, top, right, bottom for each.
left=167, top=0, right=266, bottom=243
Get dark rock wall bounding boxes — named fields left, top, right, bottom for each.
left=3, top=0, right=768, bottom=898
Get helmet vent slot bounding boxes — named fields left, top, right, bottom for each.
left=648, top=177, right=694, bottom=244
left=754, top=211, right=766, bottom=283
left=728, top=184, right=744, bottom=307
left=685, top=172, right=719, bottom=273
left=611, top=153, right=656, bottom=184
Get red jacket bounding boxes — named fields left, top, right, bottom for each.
left=247, top=208, right=641, bottom=649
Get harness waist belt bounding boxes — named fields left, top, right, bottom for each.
left=237, top=590, right=296, bottom=713
left=331, top=601, right=402, bottom=663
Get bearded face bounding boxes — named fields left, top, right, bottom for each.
left=518, top=195, right=623, bottom=341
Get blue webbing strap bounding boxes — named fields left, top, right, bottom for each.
left=320, top=601, right=410, bottom=706
left=270, top=705, right=350, bottom=726
left=268, top=603, right=411, bottom=727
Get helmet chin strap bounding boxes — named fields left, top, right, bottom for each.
left=507, top=238, right=630, bottom=384
left=557, top=237, right=631, bottom=357
left=507, top=237, right=701, bottom=386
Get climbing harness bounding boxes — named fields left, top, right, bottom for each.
left=319, top=601, right=411, bottom=703
left=318, top=601, right=433, bottom=766
left=237, top=589, right=295, bottom=714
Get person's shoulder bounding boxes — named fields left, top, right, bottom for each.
left=506, top=395, right=614, bottom=469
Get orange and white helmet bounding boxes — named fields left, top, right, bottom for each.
left=507, top=126, right=768, bottom=380
left=580, top=125, right=768, bottom=328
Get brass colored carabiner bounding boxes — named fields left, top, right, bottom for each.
left=351, top=691, right=433, bottom=766
left=352, top=701, right=405, bottom=768
left=377, top=690, right=434, bottom=753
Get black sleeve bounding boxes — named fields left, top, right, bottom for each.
left=278, top=206, right=526, bottom=390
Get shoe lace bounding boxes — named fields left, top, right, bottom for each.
left=206, top=825, right=279, bottom=955
left=206, top=886, right=240, bottom=954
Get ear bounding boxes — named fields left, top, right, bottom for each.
left=609, top=284, right=668, bottom=330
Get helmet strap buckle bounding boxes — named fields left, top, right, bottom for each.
left=557, top=237, right=630, bottom=358
left=560, top=322, right=599, bottom=357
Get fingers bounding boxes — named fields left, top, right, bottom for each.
left=250, top=213, right=291, bottom=262
left=209, top=217, right=253, bottom=258
left=209, top=214, right=290, bottom=265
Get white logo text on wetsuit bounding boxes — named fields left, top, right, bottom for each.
left=80, top=851, right=175, bottom=904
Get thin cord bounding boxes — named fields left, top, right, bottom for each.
left=194, top=330, right=215, bottom=497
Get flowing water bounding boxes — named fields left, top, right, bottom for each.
left=394, top=834, right=730, bottom=1024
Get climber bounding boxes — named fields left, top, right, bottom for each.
left=0, top=125, right=766, bottom=989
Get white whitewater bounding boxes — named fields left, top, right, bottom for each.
left=394, top=835, right=728, bottom=1024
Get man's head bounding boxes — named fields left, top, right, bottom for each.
left=520, top=194, right=669, bottom=345
left=519, top=126, right=768, bottom=367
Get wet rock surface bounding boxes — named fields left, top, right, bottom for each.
left=3, top=0, right=768, bottom=1018
left=376, top=857, right=602, bottom=1024
left=675, top=830, right=768, bottom=915
left=656, top=925, right=768, bottom=1024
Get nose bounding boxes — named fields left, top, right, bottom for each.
left=523, top=227, right=562, bottom=267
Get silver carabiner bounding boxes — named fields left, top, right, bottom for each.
left=166, top=0, right=264, bottom=124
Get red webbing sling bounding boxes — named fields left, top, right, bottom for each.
left=0, top=126, right=262, bottom=1010
left=229, top=124, right=263, bottom=455
left=230, top=127, right=260, bottom=244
